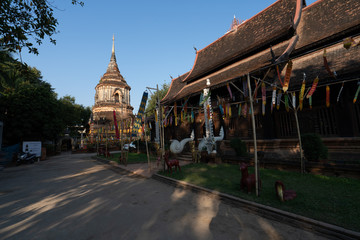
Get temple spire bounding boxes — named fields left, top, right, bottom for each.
left=110, top=34, right=116, bottom=62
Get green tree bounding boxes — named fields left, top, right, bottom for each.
left=0, top=0, right=83, bottom=54
left=0, top=52, right=91, bottom=145
left=145, top=83, right=169, bottom=116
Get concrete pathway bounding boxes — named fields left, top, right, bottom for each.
left=0, top=153, right=329, bottom=240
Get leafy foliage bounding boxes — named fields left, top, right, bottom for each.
left=0, top=51, right=90, bottom=145
left=230, top=138, right=248, bottom=156
left=145, top=83, right=169, bottom=116
left=301, top=133, right=328, bottom=161
left=0, top=0, right=83, bottom=54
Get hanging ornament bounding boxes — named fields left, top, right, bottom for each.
left=299, top=80, right=306, bottom=111
left=184, top=102, right=188, bottom=115
left=276, top=65, right=284, bottom=87
left=191, top=108, right=194, bottom=123
left=261, top=82, right=266, bottom=116
left=170, top=115, right=173, bottom=126
left=219, top=104, right=224, bottom=116
left=187, top=113, right=190, bottom=122
left=276, top=90, right=282, bottom=110
left=353, top=82, right=360, bottom=103
left=228, top=104, right=232, bottom=117
left=306, top=77, right=319, bottom=98
left=326, top=85, right=330, bottom=107
left=238, top=103, right=242, bottom=117
left=227, top=83, right=233, bottom=100
left=292, top=92, right=296, bottom=109
left=253, top=78, right=259, bottom=102
left=282, top=60, right=293, bottom=92
left=323, top=49, right=336, bottom=79
left=180, top=110, right=184, bottom=122
left=243, top=103, right=248, bottom=118
left=199, top=93, right=203, bottom=106
left=337, top=82, right=344, bottom=103
left=271, top=86, right=276, bottom=113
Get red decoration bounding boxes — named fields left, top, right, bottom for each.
left=240, top=162, right=259, bottom=193
left=275, top=181, right=297, bottom=201
left=164, top=151, right=181, bottom=174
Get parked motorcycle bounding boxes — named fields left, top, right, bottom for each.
left=16, top=151, right=37, bottom=166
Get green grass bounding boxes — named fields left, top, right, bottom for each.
left=100, top=152, right=155, bottom=164
left=159, top=163, right=360, bottom=232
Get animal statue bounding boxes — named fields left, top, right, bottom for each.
left=240, top=162, right=258, bottom=194
left=198, top=126, right=224, bottom=154
left=170, top=130, right=194, bottom=154
left=275, top=180, right=297, bottom=202
left=164, top=151, right=181, bottom=173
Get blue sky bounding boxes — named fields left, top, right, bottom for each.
left=18, top=0, right=317, bottom=113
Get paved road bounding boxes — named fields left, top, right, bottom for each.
left=0, top=153, right=327, bottom=240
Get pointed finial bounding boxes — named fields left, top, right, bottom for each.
left=112, top=34, right=115, bottom=54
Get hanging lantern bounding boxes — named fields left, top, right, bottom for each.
left=283, top=60, right=293, bottom=92
left=262, top=82, right=266, bottom=116
left=299, top=80, right=306, bottom=111
left=326, top=85, right=330, bottom=107
left=227, top=83, right=233, bottom=99
left=307, top=77, right=319, bottom=98
left=353, top=82, right=360, bottom=103
left=271, top=86, right=276, bottom=113
left=337, top=82, right=344, bottom=103
left=292, top=92, right=296, bottom=109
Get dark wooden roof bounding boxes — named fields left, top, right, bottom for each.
left=161, top=72, right=189, bottom=104
left=161, top=0, right=360, bottom=105
left=295, top=0, right=360, bottom=52
left=182, top=0, right=299, bottom=83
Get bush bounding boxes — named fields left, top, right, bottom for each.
left=230, top=138, right=247, bottom=157
left=301, top=133, right=328, bottom=161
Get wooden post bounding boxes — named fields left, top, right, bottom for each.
left=144, top=114, right=151, bottom=170
left=247, top=73, right=259, bottom=196
left=294, top=108, right=305, bottom=173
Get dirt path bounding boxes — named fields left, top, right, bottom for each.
left=0, top=153, right=327, bottom=240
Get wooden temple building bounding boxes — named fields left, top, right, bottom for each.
left=90, top=36, right=134, bottom=143
left=160, top=0, right=360, bottom=160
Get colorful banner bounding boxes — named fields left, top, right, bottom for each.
left=132, top=91, right=148, bottom=137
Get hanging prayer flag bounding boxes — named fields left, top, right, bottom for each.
left=306, top=77, right=319, bottom=98
left=180, top=110, right=183, bottom=122
left=219, top=104, right=224, bottom=116
left=292, top=92, right=296, bottom=109
left=326, top=85, right=330, bottom=107
left=283, top=60, right=293, bottom=92
left=191, top=108, right=194, bottom=123
left=261, top=82, right=266, bottom=116
left=238, top=103, right=242, bottom=117
left=227, top=83, right=233, bottom=100
left=276, top=90, right=282, bottom=110
left=243, top=103, right=248, bottom=118
left=276, top=65, right=284, bottom=87
left=309, top=96, right=312, bottom=109
left=337, top=82, right=344, bottom=103
left=271, top=86, right=276, bottom=113
left=254, top=79, right=259, bottom=102
left=228, top=104, right=232, bottom=117
left=353, top=82, right=360, bottom=103
left=323, top=49, right=336, bottom=79
left=299, top=80, right=306, bottom=111
left=285, top=93, right=289, bottom=112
